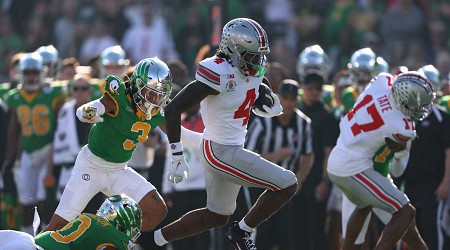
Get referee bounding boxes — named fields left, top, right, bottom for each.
left=245, top=79, right=314, bottom=250
left=402, top=105, right=450, bottom=249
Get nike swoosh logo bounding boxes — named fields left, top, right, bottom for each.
left=176, top=162, right=181, bottom=170
left=243, top=39, right=252, bottom=43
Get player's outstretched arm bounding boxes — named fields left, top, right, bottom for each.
left=76, top=94, right=116, bottom=123
left=163, top=80, right=217, bottom=183
left=164, top=80, right=217, bottom=143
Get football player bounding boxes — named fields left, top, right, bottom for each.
left=3, top=53, right=66, bottom=234
left=154, top=18, right=297, bottom=250
left=44, top=58, right=201, bottom=235
left=328, top=71, right=432, bottom=249
left=0, top=195, right=142, bottom=250
left=341, top=48, right=377, bottom=114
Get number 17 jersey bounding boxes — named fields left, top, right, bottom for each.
left=196, top=55, right=263, bottom=145
left=330, top=73, right=415, bottom=175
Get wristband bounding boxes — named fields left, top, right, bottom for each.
left=170, top=142, right=183, bottom=155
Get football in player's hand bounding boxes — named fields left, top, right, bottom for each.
left=385, top=137, right=407, bottom=152
left=253, top=83, right=274, bottom=110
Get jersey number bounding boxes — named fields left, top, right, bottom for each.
left=347, top=94, right=384, bottom=136
left=17, top=104, right=50, bottom=136
left=234, top=88, right=256, bottom=126
left=50, top=215, right=91, bottom=243
left=123, top=122, right=151, bottom=150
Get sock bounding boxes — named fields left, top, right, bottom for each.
left=238, top=219, right=254, bottom=233
left=21, top=225, right=34, bottom=235
left=154, top=229, right=168, bottom=246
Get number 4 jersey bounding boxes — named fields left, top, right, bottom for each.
left=196, top=55, right=264, bottom=145
left=328, top=73, right=415, bottom=176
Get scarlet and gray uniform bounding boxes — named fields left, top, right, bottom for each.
left=195, top=55, right=296, bottom=215
left=328, top=73, right=413, bottom=214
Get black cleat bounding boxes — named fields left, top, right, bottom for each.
left=225, top=221, right=257, bottom=250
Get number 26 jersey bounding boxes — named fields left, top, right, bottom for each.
left=196, top=55, right=264, bottom=145
left=335, top=73, right=416, bottom=160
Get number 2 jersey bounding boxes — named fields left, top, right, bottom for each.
left=35, top=213, right=129, bottom=250
left=328, top=73, right=415, bottom=176
left=196, top=55, right=264, bottom=145
left=88, top=75, right=164, bottom=163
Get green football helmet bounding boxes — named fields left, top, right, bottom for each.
left=130, top=57, right=172, bottom=120
left=96, top=195, right=143, bottom=243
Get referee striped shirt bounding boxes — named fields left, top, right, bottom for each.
left=245, top=110, right=313, bottom=171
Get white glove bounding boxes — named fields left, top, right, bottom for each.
left=394, top=140, right=412, bottom=160
left=168, top=154, right=190, bottom=184
left=78, top=106, right=104, bottom=123
left=252, top=91, right=283, bottom=117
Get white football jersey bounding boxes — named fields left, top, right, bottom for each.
left=328, top=73, right=416, bottom=175
left=195, top=55, right=263, bottom=145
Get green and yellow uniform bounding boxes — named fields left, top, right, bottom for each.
left=341, top=86, right=359, bottom=114
left=88, top=75, right=164, bottom=163
left=5, top=85, right=65, bottom=153
left=35, top=213, right=130, bottom=250
left=438, top=95, right=450, bottom=114
left=372, top=145, right=394, bottom=177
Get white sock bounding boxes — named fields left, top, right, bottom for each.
left=239, top=219, right=254, bottom=233
left=154, top=229, right=168, bottom=246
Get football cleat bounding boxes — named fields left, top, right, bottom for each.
left=226, top=221, right=257, bottom=250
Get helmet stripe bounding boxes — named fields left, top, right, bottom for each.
left=246, top=19, right=267, bottom=49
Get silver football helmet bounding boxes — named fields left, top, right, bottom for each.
left=417, top=64, right=441, bottom=92
left=131, top=57, right=172, bottom=120
left=19, top=53, right=46, bottom=92
left=348, top=48, right=376, bottom=85
left=219, top=18, right=270, bottom=77
left=99, top=45, right=130, bottom=78
left=296, top=45, right=329, bottom=82
left=36, top=45, right=59, bottom=80
left=390, top=71, right=435, bottom=121
left=374, top=56, right=389, bottom=75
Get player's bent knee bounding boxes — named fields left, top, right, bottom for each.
left=205, top=210, right=229, bottom=227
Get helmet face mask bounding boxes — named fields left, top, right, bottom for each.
left=297, top=45, right=329, bottom=82
left=391, top=72, right=435, bottom=121
left=19, top=53, right=46, bottom=92
left=131, top=58, right=172, bottom=119
left=219, top=18, right=269, bottom=77
left=96, top=195, right=143, bottom=243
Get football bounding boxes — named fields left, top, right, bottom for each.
left=253, top=82, right=274, bottom=110
left=385, top=137, right=407, bottom=152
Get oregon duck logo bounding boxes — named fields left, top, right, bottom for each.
left=109, top=79, right=120, bottom=95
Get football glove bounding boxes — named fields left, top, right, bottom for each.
left=252, top=91, right=283, bottom=117
left=394, top=140, right=412, bottom=160
left=78, top=106, right=104, bottom=123
left=167, top=154, right=190, bottom=184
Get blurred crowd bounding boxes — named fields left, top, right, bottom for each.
left=1, top=0, right=450, bottom=249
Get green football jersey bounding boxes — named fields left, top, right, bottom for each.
left=35, top=213, right=129, bottom=250
left=88, top=75, right=164, bottom=163
left=372, top=145, right=394, bottom=177
left=341, top=86, right=359, bottom=114
left=438, top=95, right=450, bottom=114
left=5, top=85, right=65, bottom=153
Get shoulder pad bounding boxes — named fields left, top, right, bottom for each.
left=105, top=75, right=126, bottom=96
